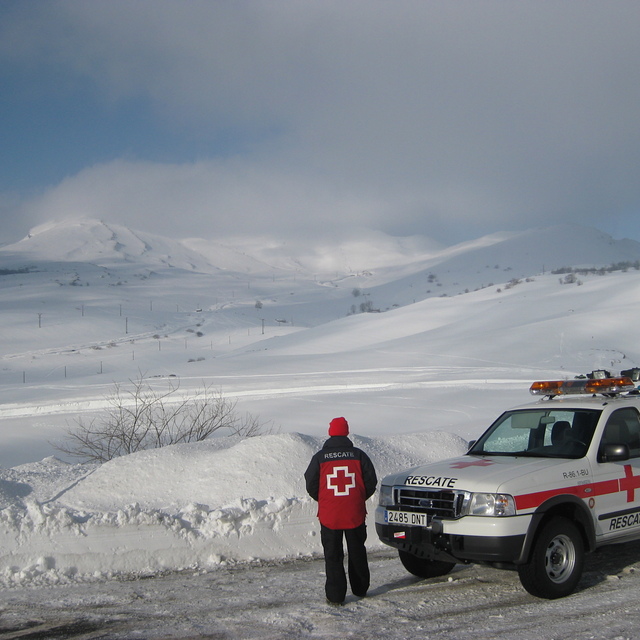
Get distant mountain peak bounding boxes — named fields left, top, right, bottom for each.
left=1, top=218, right=216, bottom=272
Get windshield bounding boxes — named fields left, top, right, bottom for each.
left=468, top=408, right=601, bottom=459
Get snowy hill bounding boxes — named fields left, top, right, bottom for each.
left=350, top=223, right=640, bottom=308
left=2, top=218, right=640, bottom=588
left=0, top=218, right=268, bottom=274
left=5, top=218, right=638, bottom=289
left=0, top=218, right=443, bottom=277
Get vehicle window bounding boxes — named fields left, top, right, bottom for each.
left=469, top=409, right=601, bottom=458
left=600, top=408, right=640, bottom=459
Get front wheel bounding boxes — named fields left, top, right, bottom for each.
left=398, top=550, right=456, bottom=578
left=517, top=517, right=584, bottom=599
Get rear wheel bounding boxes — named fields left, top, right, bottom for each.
left=517, top=517, right=584, bottom=599
left=398, top=550, right=456, bottom=578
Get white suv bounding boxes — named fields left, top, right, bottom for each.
left=376, top=372, right=640, bottom=598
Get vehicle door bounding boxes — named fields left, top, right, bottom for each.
left=592, top=407, right=640, bottom=540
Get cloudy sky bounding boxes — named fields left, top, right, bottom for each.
left=1, top=0, right=639, bottom=247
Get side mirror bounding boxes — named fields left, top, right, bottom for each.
left=467, top=440, right=476, bottom=451
left=599, top=443, right=630, bottom=463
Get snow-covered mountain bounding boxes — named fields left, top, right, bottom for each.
left=0, top=218, right=258, bottom=274
left=3, top=218, right=639, bottom=302
left=0, top=218, right=444, bottom=277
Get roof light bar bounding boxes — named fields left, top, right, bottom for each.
left=530, top=377, right=636, bottom=397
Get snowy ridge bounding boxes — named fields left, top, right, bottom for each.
left=0, top=218, right=252, bottom=274
left=4, top=218, right=639, bottom=286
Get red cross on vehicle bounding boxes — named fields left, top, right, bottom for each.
left=620, top=464, right=640, bottom=502
left=450, top=459, right=495, bottom=469
left=327, top=465, right=356, bottom=496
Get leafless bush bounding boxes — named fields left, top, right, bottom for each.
left=55, top=376, right=268, bottom=462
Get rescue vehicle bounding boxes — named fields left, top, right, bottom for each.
left=376, top=370, right=640, bottom=598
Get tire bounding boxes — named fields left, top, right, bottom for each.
left=517, top=516, right=584, bottom=599
left=398, top=550, right=456, bottom=578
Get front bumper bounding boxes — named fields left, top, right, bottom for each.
left=375, top=507, right=530, bottom=565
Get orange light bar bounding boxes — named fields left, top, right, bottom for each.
left=530, top=380, right=564, bottom=395
left=584, top=377, right=636, bottom=394
left=530, top=377, right=636, bottom=396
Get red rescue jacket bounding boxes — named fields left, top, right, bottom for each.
left=304, top=436, right=377, bottom=530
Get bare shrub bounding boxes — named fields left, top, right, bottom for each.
left=55, top=376, right=269, bottom=462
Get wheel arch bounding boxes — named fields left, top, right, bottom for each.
left=517, top=495, right=596, bottom=564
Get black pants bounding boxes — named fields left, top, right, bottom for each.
left=320, top=523, right=370, bottom=603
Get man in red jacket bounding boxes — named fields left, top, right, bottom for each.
left=304, top=417, right=378, bottom=604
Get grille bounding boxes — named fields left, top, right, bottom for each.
left=396, top=487, right=467, bottom=519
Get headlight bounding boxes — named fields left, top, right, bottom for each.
left=466, top=493, right=516, bottom=517
left=378, top=485, right=394, bottom=507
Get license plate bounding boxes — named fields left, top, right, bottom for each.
left=385, top=510, right=429, bottom=527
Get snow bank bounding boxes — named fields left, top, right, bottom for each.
left=0, top=431, right=468, bottom=587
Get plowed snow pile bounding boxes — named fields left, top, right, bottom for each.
left=0, top=431, right=467, bottom=586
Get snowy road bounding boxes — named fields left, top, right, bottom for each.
left=2, top=544, right=640, bottom=639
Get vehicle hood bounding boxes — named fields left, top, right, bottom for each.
left=382, top=454, right=587, bottom=495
